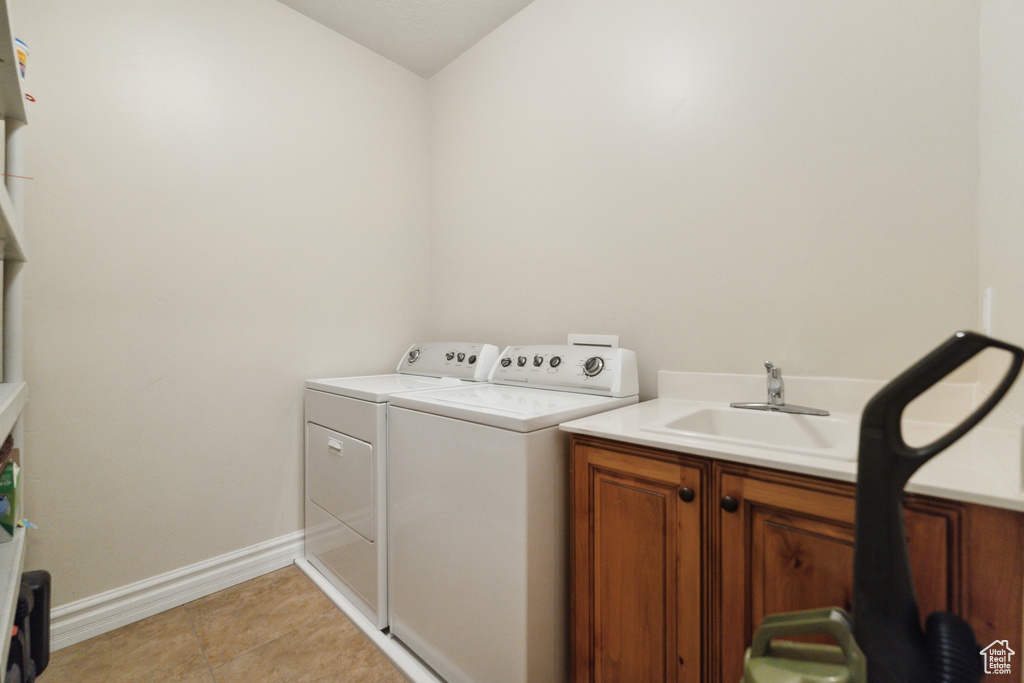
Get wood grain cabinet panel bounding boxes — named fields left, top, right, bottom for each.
left=570, top=436, right=1024, bottom=683
left=594, top=472, right=673, bottom=681
left=753, top=509, right=856, bottom=629
left=715, top=466, right=959, bottom=683
left=571, top=439, right=706, bottom=683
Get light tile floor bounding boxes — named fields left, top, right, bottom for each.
left=44, top=564, right=404, bottom=682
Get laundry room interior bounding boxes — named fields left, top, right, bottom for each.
left=7, top=0, right=1024, bottom=680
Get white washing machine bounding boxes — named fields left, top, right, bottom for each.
left=304, top=342, right=499, bottom=629
left=387, top=342, right=639, bottom=683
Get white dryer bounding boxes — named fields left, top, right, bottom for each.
left=304, top=342, right=499, bottom=629
left=387, top=343, right=639, bottom=683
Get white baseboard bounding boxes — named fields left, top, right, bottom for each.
left=51, top=530, right=305, bottom=651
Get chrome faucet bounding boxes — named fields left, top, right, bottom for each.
left=730, top=361, right=830, bottom=416
left=765, top=361, right=784, bottom=407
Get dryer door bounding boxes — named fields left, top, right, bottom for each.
left=306, top=423, right=374, bottom=541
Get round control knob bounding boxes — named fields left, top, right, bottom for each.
left=678, top=487, right=695, bottom=503
left=445, top=351, right=455, bottom=361
left=407, top=349, right=421, bottom=364
left=517, top=356, right=528, bottom=367
left=468, top=355, right=477, bottom=365
left=457, top=352, right=466, bottom=362
left=550, top=356, right=562, bottom=368
left=582, top=356, right=605, bottom=377
left=720, top=495, right=740, bottom=513
left=533, top=355, right=544, bottom=367
left=500, top=357, right=512, bottom=367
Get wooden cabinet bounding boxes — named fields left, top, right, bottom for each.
left=714, top=465, right=960, bottom=682
left=570, top=439, right=708, bottom=682
left=570, top=435, right=1024, bottom=683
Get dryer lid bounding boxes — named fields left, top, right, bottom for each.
left=305, top=374, right=464, bottom=402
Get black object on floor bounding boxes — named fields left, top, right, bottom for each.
left=6, top=570, right=50, bottom=683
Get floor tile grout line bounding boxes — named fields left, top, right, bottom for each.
left=194, top=566, right=341, bottom=672
left=182, top=567, right=303, bottom=676
left=183, top=601, right=218, bottom=681
left=214, top=621, right=314, bottom=676
left=217, top=571, right=358, bottom=682
left=187, top=579, right=322, bottom=677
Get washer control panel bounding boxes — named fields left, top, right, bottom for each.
left=489, top=345, right=639, bottom=397
left=397, top=342, right=500, bottom=381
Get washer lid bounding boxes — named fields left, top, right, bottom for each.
left=305, top=374, right=466, bottom=403
left=387, top=383, right=638, bottom=432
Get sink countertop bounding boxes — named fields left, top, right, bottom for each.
left=559, top=372, right=1024, bottom=512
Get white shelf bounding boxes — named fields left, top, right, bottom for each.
left=0, top=496, right=25, bottom=681
left=0, top=187, right=22, bottom=263
left=0, top=0, right=25, bottom=125
left=0, top=0, right=26, bottom=264
left=0, top=381, right=24, bottom=683
left=0, top=383, right=24, bottom=445
left=0, top=0, right=26, bottom=678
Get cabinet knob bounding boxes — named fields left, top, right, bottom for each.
left=678, top=487, right=695, bottom=503
left=720, top=495, right=739, bottom=513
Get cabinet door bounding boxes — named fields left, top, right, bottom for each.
left=570, top=439, right=705, bottom=683
left=715, top=466, right=958, bottom=683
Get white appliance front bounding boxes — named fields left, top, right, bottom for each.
left=305, top=389, right=387, bottom=627
left=387, top=343, right=638, bottom=683
left=387, top=406, right=572, bottom=683
left=307, top=423, right=374, bottom=541
left=304, top=342, right=499, bottom=630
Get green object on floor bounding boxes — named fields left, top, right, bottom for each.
left=741, top=607, right=866, bottom=683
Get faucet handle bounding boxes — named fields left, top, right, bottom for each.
left=765, top=361, right=780, bottom=378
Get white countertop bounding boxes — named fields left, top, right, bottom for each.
left=559, top=371, right=1024, bottom=512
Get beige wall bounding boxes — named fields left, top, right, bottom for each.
left=979, top=0, right=1024, bottom=419
left=18, top=0, right=430, bottom=604
left=18, top=0, right=1023, bottom=612
left=429, top=0, right=981, bottom=397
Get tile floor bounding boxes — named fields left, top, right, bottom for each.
left=43, top=564, right=404, bottom=682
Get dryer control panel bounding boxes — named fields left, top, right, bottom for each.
left=489, top=345, right=639, bottom=397
left=396, top=342, right=500, bottom=381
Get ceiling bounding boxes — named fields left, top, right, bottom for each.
left=276, top=0, right=537, bottom=79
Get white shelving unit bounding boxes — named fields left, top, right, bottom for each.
left=0, top=0, right=27, bottom=679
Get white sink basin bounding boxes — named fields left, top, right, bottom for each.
left=641, top=406, right=859, bottom=460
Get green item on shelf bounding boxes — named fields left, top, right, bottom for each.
left=0, top=461, right=20, bottom=540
